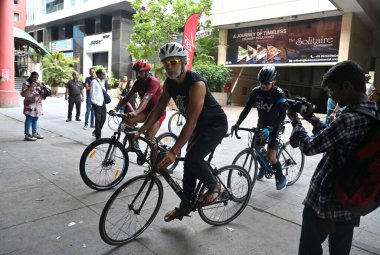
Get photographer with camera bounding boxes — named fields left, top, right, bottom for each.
left=231, top=65, right=288, bottom=190
left=287, top=61, right=380, bottom=255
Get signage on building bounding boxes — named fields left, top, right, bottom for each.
left=83, top=33, right=112, bottom=53
left=226, top=16, right=342, bottom=65
left=50, top=39, right=73, bottom=52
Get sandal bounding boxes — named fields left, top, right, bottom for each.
left=164, top=207, right=189, bottom=222
left=199, top=183, right=221, bottom=205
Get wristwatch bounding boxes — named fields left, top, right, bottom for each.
left=170, top=146, right=181, bottom=156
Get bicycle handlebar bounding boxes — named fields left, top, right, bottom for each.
left=108, top=111, right=125, bottom=119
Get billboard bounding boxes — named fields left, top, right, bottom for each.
left=226, top=16, right=342, bottom=65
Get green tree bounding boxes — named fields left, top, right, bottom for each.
left=41, top=52, right=78, bottom=95
left=128, top=0, right=212, bottom=63
left=193, top=61, right=231, bottom=92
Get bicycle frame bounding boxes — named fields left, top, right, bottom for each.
left=238, top=126, right=286, bottom=176
left=127, top=135, right=233, bottom=213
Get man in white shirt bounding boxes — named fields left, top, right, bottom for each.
left=90, top=69, right=107, bottom=139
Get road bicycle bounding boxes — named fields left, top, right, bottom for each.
left=79, top=112, right=178, bottom=191
left=168, top=110, right=186, bottom=136
left=232, top=121, right=305, bottom=189
left=99, top=134, right=252, bottom=245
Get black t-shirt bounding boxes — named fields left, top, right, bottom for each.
left=165, top=71, right=226, bottom=131
left=66, top=79, right=83, bottom=96
left=237, top=86, right=286, bottom=128
left=85, top=76, right=95, bottom=97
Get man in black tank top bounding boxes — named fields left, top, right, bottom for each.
left=132, top=42, right=228, bottom=222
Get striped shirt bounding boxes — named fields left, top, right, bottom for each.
left=290, top=101, right=379, bottom=221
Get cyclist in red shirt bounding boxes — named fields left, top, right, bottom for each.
left=112, top=60, right=165, bottom=141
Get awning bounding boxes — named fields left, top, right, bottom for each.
left=13, top=27, right=50, bottom=55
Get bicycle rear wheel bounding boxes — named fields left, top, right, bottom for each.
left=168, top=111, right=185, bottom=136
left=156, top=132, right=178, bottom=172
left=278, top=141, right=305, bottom=186
left=198, top=165, right=252, bottom=226
left=80, top=138, right=128, bottom=190
left=99, top=174, right=163, bottom=245
left=232, top=148, right=258, bottom=188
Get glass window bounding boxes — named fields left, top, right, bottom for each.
left=14, top=13, right=19, bottom=22
left=46, top=0, right=64, bottom=14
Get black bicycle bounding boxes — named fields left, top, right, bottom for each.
left=232, top=121, right=305, bottom=189
left=99, top=134, right=252, bottom=245
left=168, top=110, right=186, bottom=136
left=79, top=112, right=178, bottom=191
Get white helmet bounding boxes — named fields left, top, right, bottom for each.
left=159, top=42, right=187, bottom=61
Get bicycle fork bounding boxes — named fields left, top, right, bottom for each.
left=128, top=174, right=157, bottom=215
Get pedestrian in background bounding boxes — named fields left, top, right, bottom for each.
left=21, top=71, right=45, bottom=141
left=83, top=68, right=96, bottom=129
left=365, top=74, right=377, bottom=101
left=120, top=79, right=137, bottom=113
left=65, top=71, right=84, bottom=122
left=324, top=97, right=343, bottom=125
left=90, top=69, right=108, bottom=140
left=117, top=75, right=128, bottom=113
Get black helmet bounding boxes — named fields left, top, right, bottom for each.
left=258, top=65, right=277, bottom=84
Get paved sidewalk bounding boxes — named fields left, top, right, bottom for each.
left=0, top=97, right=379, bottom=255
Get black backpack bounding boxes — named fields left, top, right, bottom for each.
left=334, top=106, right=380, bottom=216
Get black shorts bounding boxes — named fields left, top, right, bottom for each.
left=257, top=125, right=281, bottom=150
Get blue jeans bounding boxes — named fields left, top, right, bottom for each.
left=24, top=115, right=38, bottom=135
left=84, top=97, right=95, bottom=126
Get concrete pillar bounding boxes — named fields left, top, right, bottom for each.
left=0, top=0, right=20, bottom=107
left=217, top=29, right=228, bottom=66
left=338, top=13, right=352, bottom=62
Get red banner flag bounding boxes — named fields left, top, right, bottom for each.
left=182, top=13, right=200, bottom=70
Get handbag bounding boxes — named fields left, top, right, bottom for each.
left=102, top=89, right=111, bottom=104
left=43, top=84, right=52, bottom=99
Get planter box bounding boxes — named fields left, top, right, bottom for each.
left=212, top=92, right=227, bottom=106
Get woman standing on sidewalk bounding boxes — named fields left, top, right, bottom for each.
left=21, top=72, right=45, bottom=141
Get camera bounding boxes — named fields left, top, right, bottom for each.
left=286, top=97, right=314, bottom=116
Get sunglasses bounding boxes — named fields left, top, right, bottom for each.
left=162, top=58, right=181, bottom=67
left=260, top=82, right=272, bottom=86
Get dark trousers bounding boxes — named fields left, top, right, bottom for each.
left=182, top=117, right=228, bottom=201
left=299, top=206, right=359, bottom=255
left=92, top=103, right=107, bottom=139
left=68, top=95, right=81, bottom=119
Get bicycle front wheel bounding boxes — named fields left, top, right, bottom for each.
left=232, top=148, right=258, bottom=188
left=156, top=132, right=178, bottom=172
left=168, top=111, right=185, bottom=136
left=198, top=165, right=252, bottom=226
left=278, top=141, right=305, bottom=186
left=99, top=174, right=163, bottom=245
left=80, top=138, right=129, bottom=190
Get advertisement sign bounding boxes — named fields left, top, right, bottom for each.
left=226, top=16, right=342, bottom=65
left=83, top=32, right=112, bottom=53
left=182, top=13, right=200, bottom=70
left=50, top=39, right=73, bottom=52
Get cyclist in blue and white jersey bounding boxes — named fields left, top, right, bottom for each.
left=231, top=65, right=287, bottom=190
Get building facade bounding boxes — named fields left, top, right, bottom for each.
left=212, top=0, right=380, bottom=111
left=26, top=0, right=135, bottom=79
